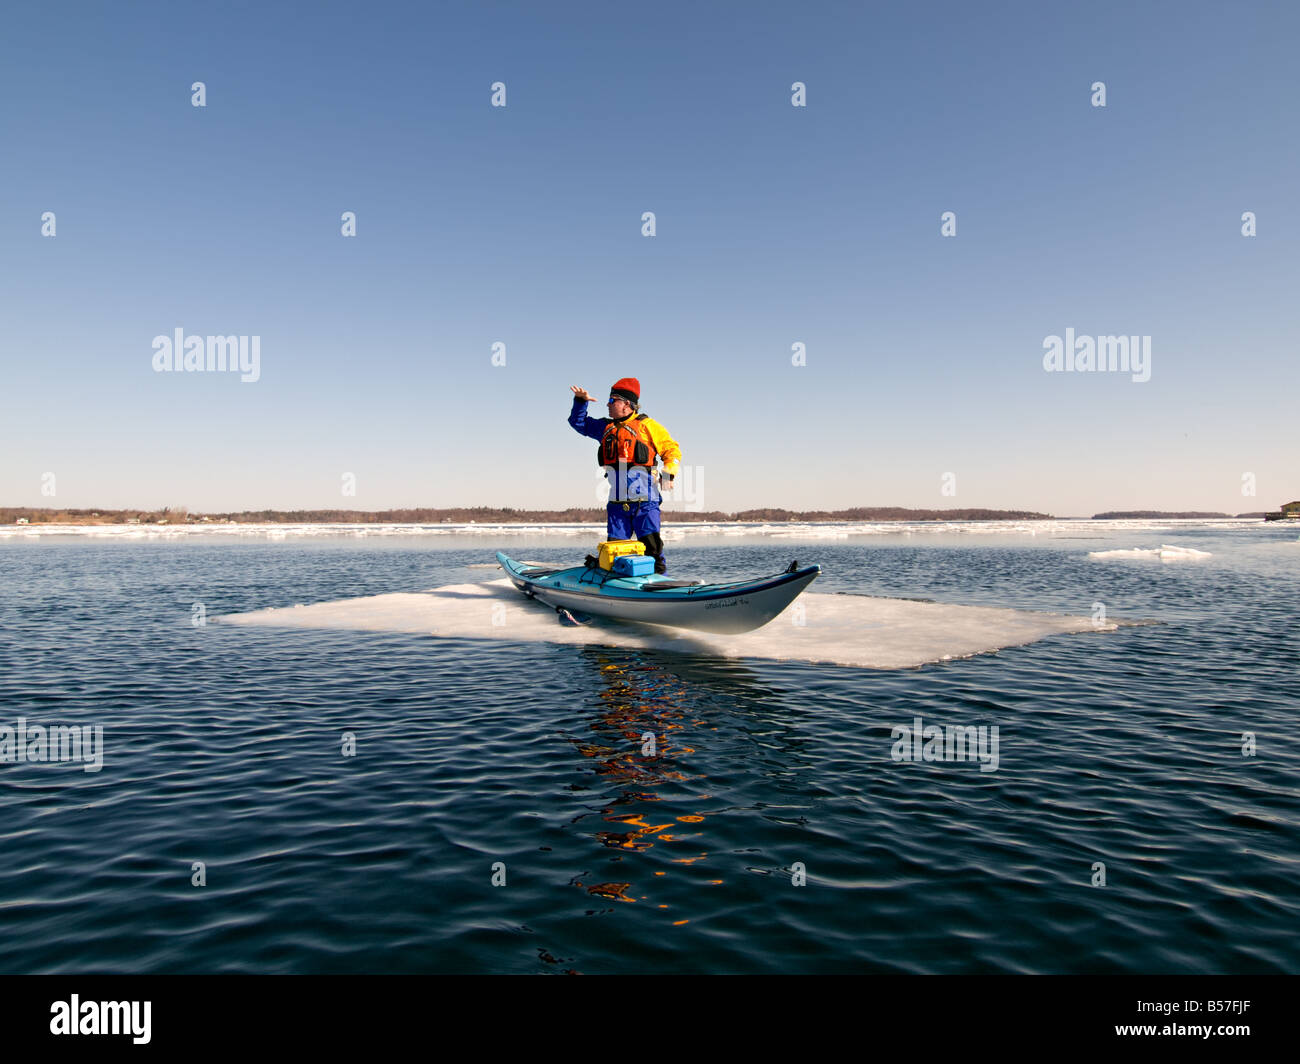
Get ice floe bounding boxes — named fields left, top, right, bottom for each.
left=219, top=578, right=1127, bottom=670
left=1088, top=544, right=1213, bottom=562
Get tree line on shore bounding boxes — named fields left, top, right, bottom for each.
left=5, top=505, right=1060, bottom=524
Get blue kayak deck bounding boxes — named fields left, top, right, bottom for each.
left=500, top=553, right=821, bottom=602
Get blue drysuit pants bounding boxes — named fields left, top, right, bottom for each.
left=606, top=500, right=666, bottom=573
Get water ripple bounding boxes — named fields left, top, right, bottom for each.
left=0, top=532, right=1296, bottom=972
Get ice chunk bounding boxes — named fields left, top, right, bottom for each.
left=1088, top=544, right=1212, bottom=562
left=219, top=579, right=1121, bottom=670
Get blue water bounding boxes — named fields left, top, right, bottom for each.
left=1, top=524, right=1296, bottom=973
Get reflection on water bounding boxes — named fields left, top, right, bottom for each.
left=558, top=645, right=838, bottom=936
left=567, top=649, right=713, bottom=913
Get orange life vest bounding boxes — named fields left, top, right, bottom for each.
left=599, top=414, right=658, bottom=469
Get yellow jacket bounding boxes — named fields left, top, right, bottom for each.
left=633, top=415, right=681, bottom=477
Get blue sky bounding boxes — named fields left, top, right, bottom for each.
left=2, top=0, right=1296, bottom=516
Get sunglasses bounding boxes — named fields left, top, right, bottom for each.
left=607, top=396, right=631, bottom=404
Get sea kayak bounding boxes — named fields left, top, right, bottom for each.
left=496, top=552, right=820, bottom=634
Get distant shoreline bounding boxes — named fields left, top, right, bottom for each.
left=0, top=506, right=1270, bottom=526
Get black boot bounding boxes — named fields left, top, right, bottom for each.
left=638, top=532, right=666, bottom=575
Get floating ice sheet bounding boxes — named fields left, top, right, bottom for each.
left=1089, top=544, right=1212, bottom=562
left=219, top=578, right=1121, bottom=670
left=0, top=517, right=1261, bottom=540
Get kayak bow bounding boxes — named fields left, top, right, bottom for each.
left=496, top=552, right=820, bottom=634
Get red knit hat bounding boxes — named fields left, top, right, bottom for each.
left=610, top=377, right=640, bottom=403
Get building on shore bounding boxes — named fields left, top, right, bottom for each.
left=1263, top=500, right=1300, bottom=521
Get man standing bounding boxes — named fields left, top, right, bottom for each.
left=569, top=378, right=681, bottom=574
